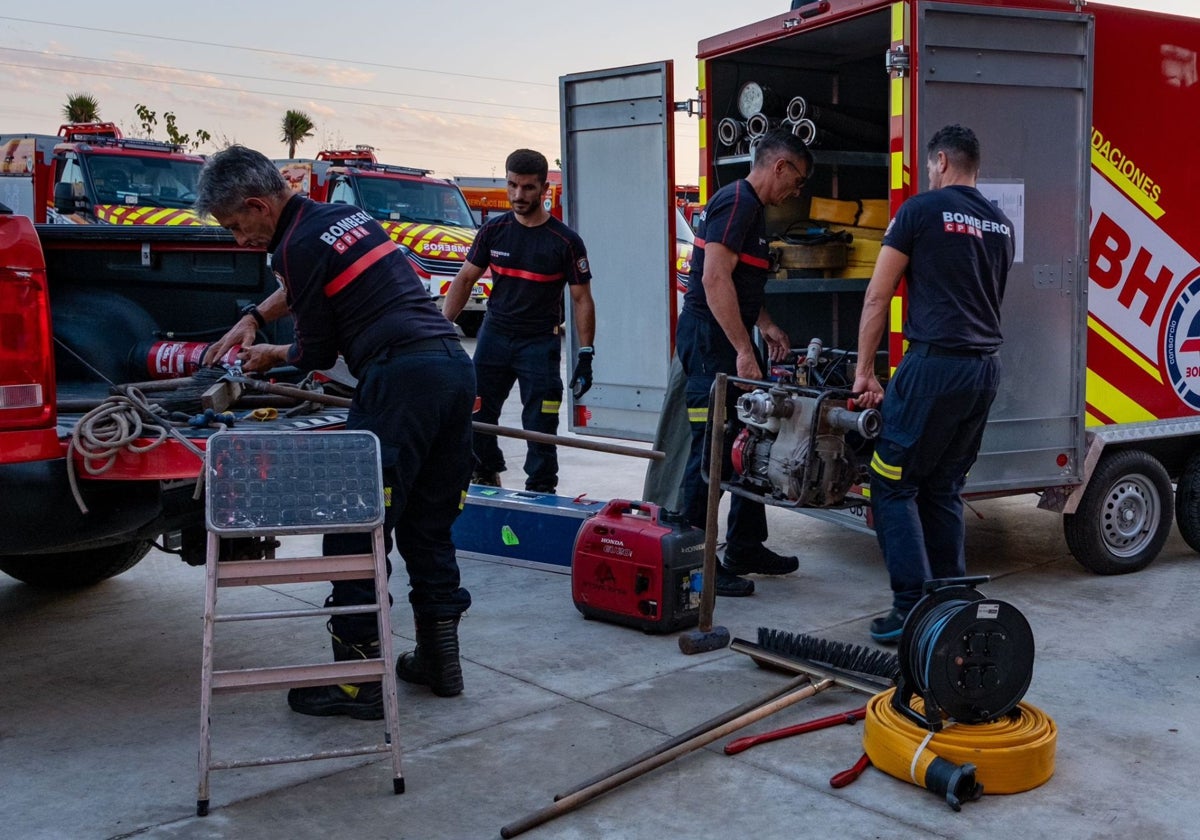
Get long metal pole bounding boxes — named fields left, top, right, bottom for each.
left=499, top=679, right=832, bottom=838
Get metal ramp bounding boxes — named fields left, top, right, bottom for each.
left=196, top=430, right=403, bottom=816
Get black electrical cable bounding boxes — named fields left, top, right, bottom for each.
left=905, top=599, right=974, bottom=697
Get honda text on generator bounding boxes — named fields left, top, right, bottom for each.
left=558, top=0, right=1200, bottom=577
left=0, top=122, right=214, bottom=226
left=277, top=147, right=490, bottom=336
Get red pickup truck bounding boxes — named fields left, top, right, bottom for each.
left=0, top=215, right=345, bottom=587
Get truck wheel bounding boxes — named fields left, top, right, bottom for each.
left=1174, top=452, right=1200, bottom=552
left=1063, top=449, right=1173, bottom=575
left=0, top=540, right=152, bottom=588
left=457, top=311, right=484, bottom=338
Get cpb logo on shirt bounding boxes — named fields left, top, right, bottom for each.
left=577, top=258, right=589, bottom=274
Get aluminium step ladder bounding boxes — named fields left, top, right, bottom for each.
left=196, top=430, right=403, bottom=816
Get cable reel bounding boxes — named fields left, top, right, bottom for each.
left=893, top=576, right=1036, bottom=732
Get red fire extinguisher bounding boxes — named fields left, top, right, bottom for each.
left=134, top=341, right=241, bottom=379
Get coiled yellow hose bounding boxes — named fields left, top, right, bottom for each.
left=863, top=688, right=1057, bottom=795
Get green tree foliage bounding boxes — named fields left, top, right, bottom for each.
left=133, top=104, right=212, bottom=152
left=62, top=92, right=100, bottom=123
left=280, top=110, right=316, bottom=158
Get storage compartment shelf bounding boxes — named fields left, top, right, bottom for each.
left=716, top=151, right=888, bottom=168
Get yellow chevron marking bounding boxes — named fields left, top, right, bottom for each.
left=1085, top=409, right=1104, bottom=428
left=891, top=151, right=904, bottom=191
left=1085, top=368, right=1155, bottom=424
left=402, top=223, right=431, bottom=247
left=891, top=1, right=903, bottom=41
left=1087, top=314, right=1161, bottom=383
left=145, top=209, right=174, bottom=225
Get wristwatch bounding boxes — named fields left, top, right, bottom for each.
left=239, top=303, right=266, bottom=329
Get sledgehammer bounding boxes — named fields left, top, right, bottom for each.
left=678, top=372, right=731, bottom=655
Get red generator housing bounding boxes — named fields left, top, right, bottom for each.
left=571, top=500, right=704, bottom=633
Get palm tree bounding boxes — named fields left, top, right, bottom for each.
left=62, top=92, right=100, bottom=123
left=280, top=110, right=315, bottom=158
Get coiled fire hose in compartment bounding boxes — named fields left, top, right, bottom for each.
left=862, top=688, right=1057, bottom=807
left=67, top=389, right=204, bottom=514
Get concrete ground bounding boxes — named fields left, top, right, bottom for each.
left=3, top=339, right=1199, bottom=840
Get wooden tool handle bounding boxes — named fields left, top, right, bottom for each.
left=499, top=678, right=833, bottom=838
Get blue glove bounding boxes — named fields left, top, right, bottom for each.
left=571, top=347, right=594, bottom=399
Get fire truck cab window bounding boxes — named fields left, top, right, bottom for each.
left=359, top=185, right=387, bottom=214
left=91, top=159, right=136, bottom=203
left=329, top=177, right=356, bottom=206
left=57, top=153, right=85, bottom=198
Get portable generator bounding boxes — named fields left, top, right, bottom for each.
left=571, top=499, right=704, bottom=634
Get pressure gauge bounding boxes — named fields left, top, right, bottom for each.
left=737, top=82, right=774, bottom=119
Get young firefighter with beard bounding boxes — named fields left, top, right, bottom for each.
left=199, top=145, right=476, bottom=715
left=442, top=149, right=596, bottom=495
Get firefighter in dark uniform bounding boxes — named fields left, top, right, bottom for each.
left=676, top=128, right=814, bottom=597
left=853, top=124, right=1015, bottom=643
left=198, top=145, right=476, bottom=716
left=443, top=149, right=595, bottom=495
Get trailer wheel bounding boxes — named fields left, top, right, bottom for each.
left=1174, top=452, right=1200, bottom=552
left=1063, top=449, right=1173, bottom=575
left=0, top=540, right=152, bottom=588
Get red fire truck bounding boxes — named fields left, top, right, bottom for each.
left=0, top=122, right=212, bottom=226
left=277, top=147, right=490, bottom=335
left=561, top=0, right=1200, bottom=575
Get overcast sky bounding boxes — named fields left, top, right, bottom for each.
left=2, top=0, right=1195, bottom=183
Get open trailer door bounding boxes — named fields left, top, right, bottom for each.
left=915, top=1, right=1093, bottom=494
left=560, top=61, right=676, bottom=442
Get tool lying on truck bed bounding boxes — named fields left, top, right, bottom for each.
left=62, top=366, right=664, bottom=518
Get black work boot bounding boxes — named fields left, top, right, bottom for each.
left=287, top=631, right=384, bottom=720
left=395, top=617, right=463, bottom=697
left=471, top=470, right=502, bottom=487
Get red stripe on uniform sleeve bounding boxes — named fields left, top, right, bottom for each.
left=740, top=253, right=769, bottom=269
left=324, top=241, right=396, bottom=297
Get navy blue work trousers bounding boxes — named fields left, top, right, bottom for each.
left=471, top=324, right=563, bottom=492
left=325, top=337, right=476, bottom=643
left=675, top=309, right=768, bottom=550
left=869, top=343, right=1001, bottom=613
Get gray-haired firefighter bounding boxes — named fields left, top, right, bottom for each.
left=199, top=145, right=475, bottom=716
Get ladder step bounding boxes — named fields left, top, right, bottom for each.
left=212, top=660, right=387, bottom=694
left=215, top=554, right=377, bottom=586
left=209, top=743, right=394, bottom=770
left=216, top=604, right=382, bottom=623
